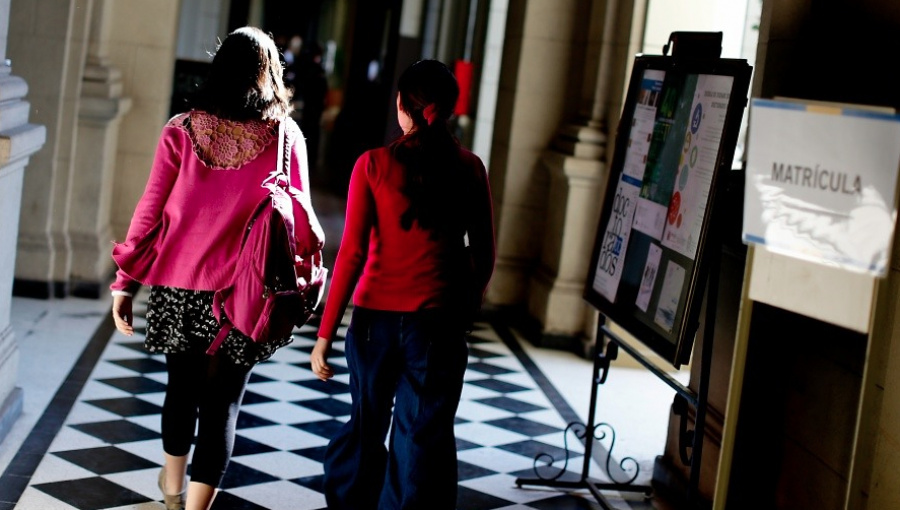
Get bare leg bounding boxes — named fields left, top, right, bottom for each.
left=185, top=481, right=218, bottom=510
left=163, top=452, right=188, bottom=495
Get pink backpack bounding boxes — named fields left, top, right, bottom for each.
left=206, top=120, right=327, bottom=355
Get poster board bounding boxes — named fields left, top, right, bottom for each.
left=584, top=55, right=752, bottom=368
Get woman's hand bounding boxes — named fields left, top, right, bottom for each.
left=310, top=337, right=334, bottom=381
left=112, top=294, right=134, bottom=336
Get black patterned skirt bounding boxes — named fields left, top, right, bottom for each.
left=144, top=286, right=292, bottom=366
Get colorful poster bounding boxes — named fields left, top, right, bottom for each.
left=622, top=70, right=666, bottom=182
left=654, top=261, right=686, bottom=332
left=632, top=74, right=699, bottom=240
left=593, top=179, right=641, bottom=302
left=636, top=243, right=663, bottom=312
left=661, top=74, right=734, bottom=259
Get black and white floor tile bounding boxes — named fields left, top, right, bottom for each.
left=3, top=289, right=658, bottom=510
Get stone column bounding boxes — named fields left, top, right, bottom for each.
left=107, top=0, right=181, bottom=242
left=0, top=0, right=48, bottom=443
left=69, top=0, right=131, bottom=297
left=9, top=0, right=91, bottom=298
left=50, top=0, right=93, bottom=297
left=526, top=0, right=645, bottom=348
left=485, top=0, right=593, bottom=307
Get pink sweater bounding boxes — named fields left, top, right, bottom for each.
left=317, top=146, right=495, bottom=341
left=111, top=112, right=308, bottom=295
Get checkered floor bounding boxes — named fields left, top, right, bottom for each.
left=7, top=289, right=656, bottom=510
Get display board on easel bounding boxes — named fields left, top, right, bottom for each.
left=584, top=53, right=752, bottom=368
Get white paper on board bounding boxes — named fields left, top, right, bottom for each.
left=654, top=260, right=686, bottom=332
left=636, top=243, right=663, bottom=312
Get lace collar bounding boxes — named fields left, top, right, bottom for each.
left=171, top=111, right=277, bottom=170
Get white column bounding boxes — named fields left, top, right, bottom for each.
left=69, top=0, right=132, bottom=297
left=0, top=0, right=48, bottom=444
left=470, top=0, right=509, bottom=168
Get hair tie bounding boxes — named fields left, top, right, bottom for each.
left=423, top=104, right=438, bottom=126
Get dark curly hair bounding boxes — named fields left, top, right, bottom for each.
left=190, top=26, right=293, bottom=121
left=389, top=59, right=463, bottom=237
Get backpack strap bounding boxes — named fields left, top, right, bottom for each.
left=277, top=119, right=298, bottom=266
left=206, top=321, right=233, bottom=355
left=277, top=118, right=287, bottom=180
left=207, top=122, right=289, bottom=357
left=280, top=117, right=312, bottom=206
left=278, top=118, right=317, bottom=277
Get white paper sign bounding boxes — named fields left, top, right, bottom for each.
left=592, top=178, right=641, bottom=302
left=743, top=99, right=900, bottom=276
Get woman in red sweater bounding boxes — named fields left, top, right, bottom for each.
left=110, top=27, right=310, bottom=510
left=310, top=59, right=495, bottom=509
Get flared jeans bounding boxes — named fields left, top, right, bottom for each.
left=323, top=307, right=469, bottom=510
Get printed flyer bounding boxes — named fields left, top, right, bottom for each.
left=592, top=179, right=641, bottom=303
left=636, top=243, right=663, bottom=312
left=654, top=260, right=686, bottom=332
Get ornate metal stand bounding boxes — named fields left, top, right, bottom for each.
left=516, top=245, right=721, bottom=510
left=514, top=327, right=652, bottom=508
left=515, top=250, right=721, bottom=510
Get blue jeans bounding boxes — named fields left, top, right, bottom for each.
left=323, top=307, right=469, bottom=510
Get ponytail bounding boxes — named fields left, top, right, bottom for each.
left=389, top=60, right=463, bottom=238
left=391, top=118, right=460, bottom=233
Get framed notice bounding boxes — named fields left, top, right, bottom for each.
left=584, top=54, right=752, bottom=368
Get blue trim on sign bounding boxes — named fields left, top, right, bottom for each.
left=752, top=98, right=900, bottom=122
left=743, top=234, right=766, bottom=245
left=842, top=109, right=900, bottom=122
left=621, top=174, right=642, bottom=187
left=751, top=98, right=805, bottom=111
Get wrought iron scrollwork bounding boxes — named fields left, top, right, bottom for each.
left=530, top=421, right=640, bottom=485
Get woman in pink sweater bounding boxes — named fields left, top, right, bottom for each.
left=110, top=27, right=312, bottom=510
left=310, top=59, right=496, bottom=510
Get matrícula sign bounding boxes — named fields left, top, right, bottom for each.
left=743, top=99, right=900, bottom=277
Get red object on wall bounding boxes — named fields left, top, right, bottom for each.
left=454, top=59, right=474, bottom=116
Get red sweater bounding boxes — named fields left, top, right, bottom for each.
left=317, top=146, right=495, bottom=341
